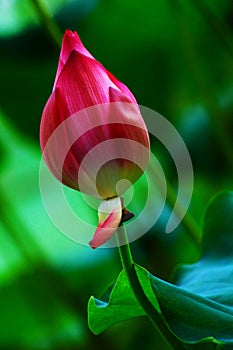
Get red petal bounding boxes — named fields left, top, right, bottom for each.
left=56, top=51, right=118, bottom=114
left=54, top=30, right=137, bottom=106
left=109, top=86, right=136, bottom=104
left=40, top=87, right=82, bottom=190
left=106, top=70, right=137, bottom=104
left=54, top=30, right=94, bottom=87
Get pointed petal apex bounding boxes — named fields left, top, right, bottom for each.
left=54, top=30, right=94, bottom=87
left=107, top=71, right=137, bottom=103
left=109, top=87, right=133, bottom=104
left=89, top=197, right=122, bottom=249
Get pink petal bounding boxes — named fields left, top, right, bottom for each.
left=56, top=51, right=119, bottom=114
left=54, top=30, right=94, bottom=87
left=109, top=86, right=134, bottom=103
left=54, top=30, right=137, bottom=105
left=106, top=70, right=137, bottom=104
left=41, top=95, right=150, bottom=195
left=89, top=197, right=122, bottom=249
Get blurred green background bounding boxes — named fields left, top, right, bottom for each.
left=0, top=0, right=232, bottom=349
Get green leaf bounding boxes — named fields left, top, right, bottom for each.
left=88, top=192, right=233, bottom=346
left=161, top=191, right=233, bottom=344
left=88, top=264, right=160, bottom=335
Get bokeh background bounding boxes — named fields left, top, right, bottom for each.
left=0, top=0, right=232, bottom=349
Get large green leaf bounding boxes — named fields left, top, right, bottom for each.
left=88, top=192, right=233, bottom=346
left=88, top=264, right=160, bottom=335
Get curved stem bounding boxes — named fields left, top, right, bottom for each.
left=117, top=226, right=187, bottom=350
left=29, top=0, right=63, bottom=47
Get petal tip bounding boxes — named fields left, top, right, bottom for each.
left=89, top=239, right=97, bottom=249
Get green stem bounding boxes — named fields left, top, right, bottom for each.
left=117, top=226, right=187, bottom=350
left=29, top=0, right=63, bottom=47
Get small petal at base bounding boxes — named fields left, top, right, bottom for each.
left=89, top=197, right=122, bottom=249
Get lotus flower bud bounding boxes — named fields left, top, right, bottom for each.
left=40, top=30, right=150, bottom=248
